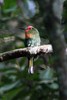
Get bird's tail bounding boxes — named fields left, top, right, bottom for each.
left=28, top=57, right=34, bottom=74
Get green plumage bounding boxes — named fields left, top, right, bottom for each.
left=25, top=27, right=40, bottom=47
left=25, top=26, right=41, bottom=74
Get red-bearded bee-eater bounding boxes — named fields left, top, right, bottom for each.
left=25, top=25, right=41, bottom=74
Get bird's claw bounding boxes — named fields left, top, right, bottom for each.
left=28, top=46, right=39, bottom=54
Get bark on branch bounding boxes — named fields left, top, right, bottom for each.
left=0, top=45, right=52, bottom=62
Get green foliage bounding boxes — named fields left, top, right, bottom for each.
left=3, top=0, right=16, bottom=9
left=0, top=64, right=59, bottom=100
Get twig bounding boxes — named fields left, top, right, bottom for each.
left=0, top=44, right=53, bottom=62
left=0, top=29, right=22, bottom=35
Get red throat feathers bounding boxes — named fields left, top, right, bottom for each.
left=25, top=26, right=33, bottom=38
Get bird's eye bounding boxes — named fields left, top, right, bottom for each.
left=28, top=27, right=32, bottom=30
left=27, top=26, right=32, bottom=30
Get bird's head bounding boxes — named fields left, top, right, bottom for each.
left=25, top=25, right=39, bottom=39
left=25, top=25, right=33, bottom=33
left=25, top=25, right=34, bottom=38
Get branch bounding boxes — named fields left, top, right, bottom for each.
left=0, top=29, right=25, bottom=42
left=0, top=44, right=52, bottom=62
left=0, top=29, right=22, bottom=35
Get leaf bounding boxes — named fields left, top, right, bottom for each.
left=2, top=87, right=22, bottom=100
left=48, top=83, right=59, bottom=90
left=0, top=80, right=20, bottom=94
left=39, top=67, right=54, bottom=80
left=4, top=6, right=17, bottom=13
left=3, top=0, right=16, bottom=9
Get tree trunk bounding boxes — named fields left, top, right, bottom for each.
left=44, top=0, right=67, bottom=99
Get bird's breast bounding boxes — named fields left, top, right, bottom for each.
left=25, top=33, right=32, bottom=38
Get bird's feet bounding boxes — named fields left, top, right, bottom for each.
left=28, top=46, right=39, bottom=54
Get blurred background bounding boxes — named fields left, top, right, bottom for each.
left=0, top=0, right=67, bottom=100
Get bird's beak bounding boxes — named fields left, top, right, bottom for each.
left=19, top=27, right=25, bottom=30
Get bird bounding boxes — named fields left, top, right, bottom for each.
left=24, top=25, right=41, bottom=74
